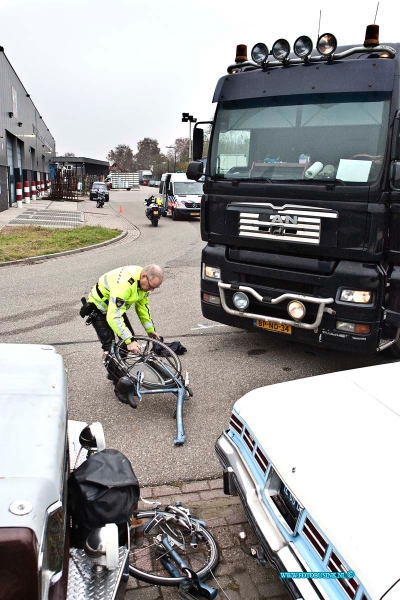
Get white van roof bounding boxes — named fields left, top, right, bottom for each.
left=160, top=172, right=189, bottom=182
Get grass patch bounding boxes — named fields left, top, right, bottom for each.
left=0, top=225, right=121, bottom=262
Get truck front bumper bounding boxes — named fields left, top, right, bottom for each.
left=215, top=432, right=329, bottom=600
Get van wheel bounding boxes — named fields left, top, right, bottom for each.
left=172, top=208, right=180, bottom=221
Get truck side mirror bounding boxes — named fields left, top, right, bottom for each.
left=390, top=161, right=400, bottom=191
left=187, top=161, right=203, bottom=181
left=193, top=128, right=204, bottom=161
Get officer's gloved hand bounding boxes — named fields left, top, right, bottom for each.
left=126, top=341, right=141, bottom=354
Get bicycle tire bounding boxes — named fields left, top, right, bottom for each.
left=128, top=510, right=218, bottom=586
left=114, top=337, right=182, bottom=388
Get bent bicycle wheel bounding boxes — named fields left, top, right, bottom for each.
left=114, top=337, right=182, bottom=389
left=128, top=510, right=219, bottom=586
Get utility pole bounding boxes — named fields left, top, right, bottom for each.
left=182, top=113, right=197, bottom=161
left=166, top=146, right=177, bottom=172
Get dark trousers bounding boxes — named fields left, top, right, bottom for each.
left=91, top=311, right=115, bottom=351
left=90, top=311, right=135, bottom=352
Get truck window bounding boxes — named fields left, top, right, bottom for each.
left=210, top=92, right=390, bottom=184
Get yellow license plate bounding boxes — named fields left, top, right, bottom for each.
left=190, top=212, right=200, bottom=216
left=153, top=211, right=159, bottom=214
left=255, top=320, right=292, bottom=334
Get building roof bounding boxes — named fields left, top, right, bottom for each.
left=52, top=156, right=109, bottom=166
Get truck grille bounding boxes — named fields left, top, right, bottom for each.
left=239, top=210, right=322, bottom=244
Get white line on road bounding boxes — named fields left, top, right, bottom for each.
left=190, top=323, right=228, bottom=331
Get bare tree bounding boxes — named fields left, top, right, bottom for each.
left=63, top=152, right=76, bottom=157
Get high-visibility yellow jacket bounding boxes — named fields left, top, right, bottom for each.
left=88, top=265, right=155, bottom=344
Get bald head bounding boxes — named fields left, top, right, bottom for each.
left=140, top=264, right=164, bottom=292
left=143, top=264, right=164, bottom=283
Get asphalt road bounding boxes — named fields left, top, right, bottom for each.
left=0, top=188, right=393, bottom=486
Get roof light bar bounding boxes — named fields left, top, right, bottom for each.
left=293, top=35, right=313, bottom=59
left=251, top=43, right=269, bottom=65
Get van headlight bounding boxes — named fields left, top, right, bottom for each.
left=340, top=290, right=372, bottom=304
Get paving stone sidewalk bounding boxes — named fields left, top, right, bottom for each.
left=0, top=197, right=136, bottom=232
left=126, top=478, right=290, bottom=600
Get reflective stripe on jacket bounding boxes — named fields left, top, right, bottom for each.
left=88, top=265, right=155, bottom=342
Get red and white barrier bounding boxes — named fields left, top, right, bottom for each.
left=31, top=181, right=37, bottom=201
left=41, top=180, right=45, bottom=195
left=24, top=181, right=30, bottom=204
left=16, top=182, right=23, bottom=208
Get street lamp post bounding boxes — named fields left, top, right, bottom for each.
left=166, top=146, right=177, bottom=172
left=182, top=113, right=197, bottom=161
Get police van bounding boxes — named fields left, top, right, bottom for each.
left=159, top=172, right=203, bottom=220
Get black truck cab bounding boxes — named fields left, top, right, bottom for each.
left=189, top=26, right=400, bottom=354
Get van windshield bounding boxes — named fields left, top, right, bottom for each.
left=210, top=92, right=390, bottom=184
left=173, top=182, right=204, bottom=195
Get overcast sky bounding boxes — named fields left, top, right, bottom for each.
left=1, top=0, right=399, bottom=161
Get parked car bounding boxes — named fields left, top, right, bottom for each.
left=216, top=362, right=400, bottom=600
left=105, top=176, right=112, bottom=190
left=0, top=344, right=130, bottom=600
left=90, top=182, right=109, bottom=201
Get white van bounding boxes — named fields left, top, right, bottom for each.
left=158, top=173, right=203, bottom=220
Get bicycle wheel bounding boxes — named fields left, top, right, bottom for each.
left=128, top=510, right=218, bottom=586
left=114, top=337, right=182, bottom=389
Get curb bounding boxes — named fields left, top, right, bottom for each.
left=0, top=229, right=129, bottom=268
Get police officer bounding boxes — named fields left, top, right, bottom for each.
left=84, top=264, right=163, bottom=354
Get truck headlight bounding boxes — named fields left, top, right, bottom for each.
left=287, top=300, right=306, bottom=320
left=272, top=39, right=290, bottom=61
left=336, top=322, right=371, bottom=335
left=204, top=265, right=221, bottom=279
left=293, top=35, right=313, bottom=58
left=317, top=33, right=337, bottom=56
left=340, top=290, right=372, bottom=304
left=233, top=292, right=249, bottom=311
left=251, top=43, right=269, bottom=64
left=202, top=292, right=221, bottom=305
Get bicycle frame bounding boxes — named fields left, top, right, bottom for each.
left=134, top=361, right=187, bottom=445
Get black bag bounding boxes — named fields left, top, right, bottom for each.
left=68, top=449, right=140, bottom=548
left=155, top=337, right=187, bottom=356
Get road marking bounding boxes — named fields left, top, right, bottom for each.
left=190, top=323, right=227, bottom=331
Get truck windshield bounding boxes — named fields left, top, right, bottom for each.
left=210, top=92, right=390, bottom=184
left=174, top=182, right=204, bottom=195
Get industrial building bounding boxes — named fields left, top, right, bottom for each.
left=0, top=46, right=55, bottom=212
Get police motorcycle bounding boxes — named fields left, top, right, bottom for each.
left=144, top=194, right=163, bottom=226
left=96, top=189, right=106, bottom=208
